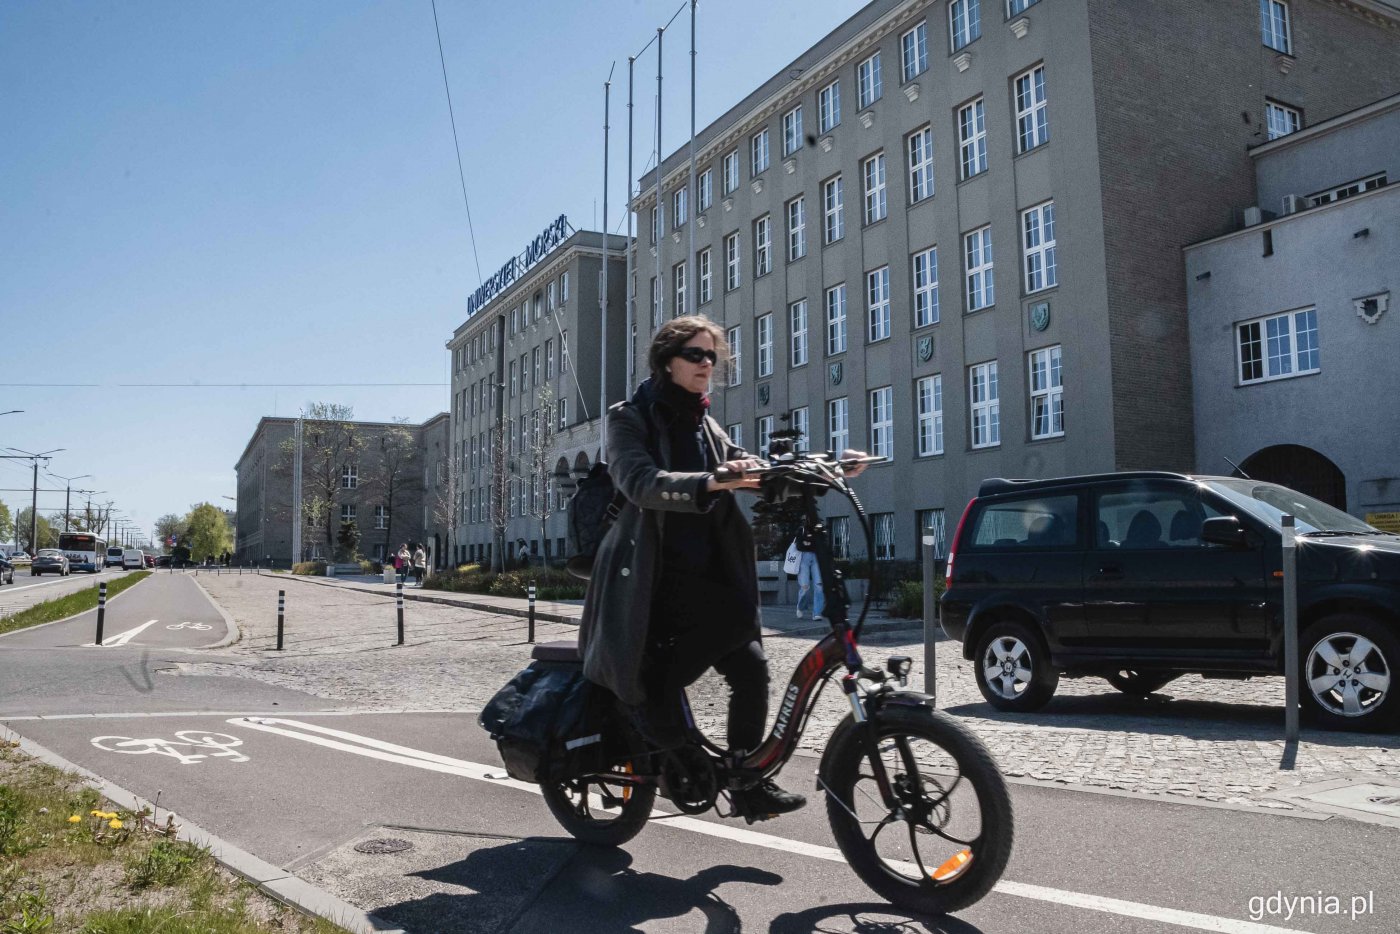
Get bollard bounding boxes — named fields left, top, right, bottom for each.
left=396, top=580, right=405, bottom=646
left=276, top=590, right=285, bottom=650
left=1282, top=515, right=1299, bottom=742
left=95, top=582, right=107, bottom=645
left=921, top=535, right=937, bottom=706
left=528, top=584, right=537, bottom=644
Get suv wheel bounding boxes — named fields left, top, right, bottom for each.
left=1105, top=671, right=1178, bottom=696
left=1300, top=615, right=1398, bottom=732
left=974, top=621, right=1059, bottom=712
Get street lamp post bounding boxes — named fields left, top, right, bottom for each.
left=3, top=448, right=64, bottom=553
left=50, top=473, right=92, bottom=532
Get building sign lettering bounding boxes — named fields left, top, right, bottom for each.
left=466, top=214, right=570, bottom=319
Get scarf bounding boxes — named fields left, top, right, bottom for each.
left=659, top=378, right=710, bottom=427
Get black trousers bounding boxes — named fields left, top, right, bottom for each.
left=646, top=639, right=771, bottom=753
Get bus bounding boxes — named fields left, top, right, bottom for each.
left=57, top=533, right=107, bottom=573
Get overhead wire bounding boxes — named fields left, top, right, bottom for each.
left=430, top=0, right=484, bottom=286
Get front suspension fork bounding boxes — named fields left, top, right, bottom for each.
left=841, top=674, right=899, bottom=807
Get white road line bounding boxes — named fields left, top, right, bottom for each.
left=84, top=620, right=158, bottom=647
left=228, top=717, right=1313, bottom=934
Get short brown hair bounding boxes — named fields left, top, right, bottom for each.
left=648, top=315, right=731, bottom=381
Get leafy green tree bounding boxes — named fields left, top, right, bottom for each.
left=336, top=520, right=360, bottom=562
left=185, top=503, right=233, bottom=564
left=0, top=500, right=12, bottom=543
left=14, top=507, right=56, bottom=552
left=276, top=402, right=363, bottom=561
left=154, top=514, right=188, bottom=553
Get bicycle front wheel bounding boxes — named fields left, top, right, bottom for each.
left=821, top=705, right=1013, bottom=916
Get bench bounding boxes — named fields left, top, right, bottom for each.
left=325, top=562, right=364, bottom=577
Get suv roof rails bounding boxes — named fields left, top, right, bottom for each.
left=977, top=471, right=1190, bottom=497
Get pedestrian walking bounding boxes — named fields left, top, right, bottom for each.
left=395, top=544, right=410, bottom=584
left=794, top=528, right=824, bottom=621
left=412, top=543, right=427, bottom=587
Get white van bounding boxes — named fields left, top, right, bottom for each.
left=121, top=548, right=144, bottom=570
left=106, top=546, right=125, bottom=567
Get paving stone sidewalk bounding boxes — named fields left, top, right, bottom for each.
left=186, top=571, right=1400, bottom=815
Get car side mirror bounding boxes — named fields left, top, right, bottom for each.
left=1201, top=516, right=1250, bottom=549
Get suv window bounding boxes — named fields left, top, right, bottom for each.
left=1094, top=487, right=1224, bottom=550
left=971, top=494, right=1078, bottom=548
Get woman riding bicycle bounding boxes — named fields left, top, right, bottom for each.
left=579, top=316, right=866, bottom=818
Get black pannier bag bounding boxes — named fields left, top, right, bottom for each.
left=478, top=659, right=616, bottom=783
left=564, top=461, right=625, bottom=580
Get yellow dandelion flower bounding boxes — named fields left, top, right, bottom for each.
left=108, top=819, right=123, bottom=829
left=68, top=815, right=82, bottom=823
left=90, top=809, right=103, bottom=817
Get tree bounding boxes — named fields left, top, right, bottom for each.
left=431, top=448, right=462, bottom=571
left=277, top=402, right=363, bottom=561
left=0, top=500, right=12, bottom=544
left=523, top=385, right=560, bottom=564
left=154, top=514, right=187, bottom=553
left=336, top=520, right=360, bottom=562
left=366, top=424, right=418, bottom=560
left=14, top=508, right=56, bottom=552
left=489, top=420, right=510, bottom=572
left=186, top=503, right=233, bottom=564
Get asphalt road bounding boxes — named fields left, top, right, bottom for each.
left=0, top=564, right=133, bottom=619
left=2, top=576, right=1397, bottom=933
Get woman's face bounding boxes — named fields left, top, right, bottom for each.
left=667, top=329, right=716, bottom=394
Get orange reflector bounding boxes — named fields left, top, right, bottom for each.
left=931, top=849, right=972, bottom=881
left=620, top=761, right=634, bottom=802
left=1272, top=570, right=1284, bottom=579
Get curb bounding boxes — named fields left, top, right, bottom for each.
left=0, top=572, right=153, bottom=643
left=186, top=573, right=244, bottom=650
left=0, top=723, right=405, bottom=934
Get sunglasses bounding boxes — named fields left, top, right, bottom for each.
left=674, top=347, right=719, bottom=366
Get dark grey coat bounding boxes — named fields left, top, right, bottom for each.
left=578, top=388, right=759, bottom=705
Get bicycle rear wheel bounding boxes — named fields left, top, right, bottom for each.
left=821, top=705, right=1013, bottom=915
left=541, top=755, right=656, bottom=847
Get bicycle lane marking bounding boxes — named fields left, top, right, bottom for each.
left=82, top=619, right=158, bottom=647
left=227, top=717, right=1311, bottom=934
left=90, top=731, right=249, bottom=765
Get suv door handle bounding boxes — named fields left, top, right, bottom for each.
left=1095, top=564, right=1123, bottom=580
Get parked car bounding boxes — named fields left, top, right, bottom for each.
left=0, top=554, right=13, bottom=585
left=5, top=550, right=31, bottom=567
left=156, top=554, right=172, bottom=568
left=31, top=549, right=71, bottom=576
left=143, top=553, right=156, bottom=568
left=941, top=471, right=1400, bottom=732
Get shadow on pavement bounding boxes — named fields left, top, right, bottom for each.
left=770, top=902, right=986, bottom=934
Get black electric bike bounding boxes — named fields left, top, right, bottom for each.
left=533, top=448, right=1013, bottom=916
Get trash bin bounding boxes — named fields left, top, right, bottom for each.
left=383, top=565, right=396, bottom=585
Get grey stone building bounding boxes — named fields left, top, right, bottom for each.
left=233, top=414, right=447, bottom=567
left=633, top=0, right=1400, bottom=561
left=1185, top=92, right=1399, bottom=519
left=444, top=228, right=627, bottom=567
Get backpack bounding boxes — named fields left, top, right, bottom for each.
left=565, top=461, right=626, bottom=580
left=478, top=659, right=616, bottom=783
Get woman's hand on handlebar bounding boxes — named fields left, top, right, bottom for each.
left=839, top=449, right=874, bottom=478
left=708, top=458, right=764, bottom=491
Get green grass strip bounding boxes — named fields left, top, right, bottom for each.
left=0, top=571, right=152, bottom=637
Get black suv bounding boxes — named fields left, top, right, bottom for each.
left=941, top=472, right=1400, bottom=732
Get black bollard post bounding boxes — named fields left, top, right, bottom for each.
left=95, top=582, right=107, bottom=645
left=528, top=583, right=536, bottom=644
left=276, top=590, right=285, bottom=651
left=396, top=580, right=405, bottom=646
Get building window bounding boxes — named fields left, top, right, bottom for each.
left=916, top=374, right=944, bottom=457
left=559, top=397, right=568, bottom=429
left=697, top=168, right=713, bottom=212
left=754, top=215, right=772, bottom=277
left=340, top=503, right=356, bottom=523
left=791, top=406, right=810, bottom=452
left=727, top=325, right=743, bottom=387
left=725, top=232, right=741, bottom=291
left=727, top=422, right=743, bottom=449
left=867, top=266, right=891, bottom=342
left=532, top=346, right=541, bottom=385
left=560, top=330, right=569, bottom=372
left=823, top=175, right=845, bottom=243
left=819, top=80, right=841, bottom=133
left=1029, top=345, right=1064, bottom=439
left=698, top=248, right=713, bottom=304
left=561, top=271, right=569, bottom=303
left=783, top=105, right=803, bottom=156
left=374, top=505, right=389, bottom=530
left=757, top=312, right=774, bottom=378
left=723, top=149, right=740, bottom=193
left=917, top=507, right=948, bottom=562
left=965, top=226, right=995, bottom=311
left=901, top=22, right=928, bottom=82
left=511, top=306, right=519, bottom=336
left=1009, top=0, right=1041, bottom=14
left=1261, top=0, right=1292, bottom=53
left=790, top=300, right=809, bottom=367
left=341, top=465, right=358, bottom=490
left=1023, top=202, right=1057, bottom=293
left=751, top=127, right=770, bottom=176
left=650, top=277, right=660, bottom=328
left=673, top=261, right=687, bottom=316
left=863, top=152, right=887, bottom=224
left=970, top=361, right=1000, bottom=448
left=950, top=0, right=981, bottom=51
left=869, top=386, right=893, bottom=459
left=1014, top=64, right=1049, bottom=152
left=830, top=515, right=851, bottom=559
left=787, top=196, right=807, bottom=261
left=913, top=246, right=940, bottom=328
left=1238, top=308, right=1319, bottom=384
left=673, top=186, right=688, bottom=227
left=1265, top=101, right=1301, bottom=140
left=1308, top=173, right=1386, bottom=206
left=650, top=205, right=659, bottom=245
left=826, top=283, right=848, bottom=355
left=757, top=415, right=774, bottom=456
left=828, top=397, right=849, bottom=453
left=907, top=126, right=935, bottom=203
left=958, top=98, right=988, bottom=179
left=547, top=280, right=556, bottom=314
left=873, top=513, right=895, bottom=560
left=858, top=53, right=882, bottom=109
left=544, top=339, right=554, bottom=379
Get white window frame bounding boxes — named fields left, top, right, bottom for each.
left=819, top=80, right=841, bottom=133
left=965, top=226, right=995, bottom=311
left=751, top=127, right=770, bottom=176
left=673, top=260, right=687, bottom=316
left=723, top=149, right=740, bottom=194
left=869, top=386, right=893, bottom=460
left=1008, top=0, right=1041, bottom=15
left=950, top=0, right=981, bottom=52
left=725, top=232, right=741, bottom=291
left=863, top=152, right=887, bottom=224
left=1308, top=173, right=1386, bottom=206
left=1237, top=308, right=1319, bottom=384
left=1014, top=64, right=1049, bottom=153
left=1022, top=201, right=1057, bottom=293
left=547, top=280, right=556, bottom=313
left=374, top=504, right=389, bottom=530
left=698, top=248, right=713, bottom=304
left=782, top=105, right=803, bottom=156
left=650, top=205, right=660, bottom=244
left=826, top=283, right=848, bottom=355
left=1265, top=101, right=1301, bottom=140
left=823, top=175, right=845, bottom=243
left=970, top=360, right=1000, bottom=448
left=917, top=374, right=944, bottom=456
left=858, top=53, right=882, bottom=109
left=830, top=515, right=851, bottom=559
left=958, top=98, right=988, bottom=179
left=727, top=325, right=743, bottom=387
left=558, top=397, right=568, bottom=430
left=545, top=338, right=554, bottom=378
left=913, top=246, right=940, bottom=328
left=791, top=406, right=810, bottom=452
left=673, top=186, right=687, bottom=227
left=754, top=215, right=772, bottom=277
left=901, top=22, right=928, bottom=82
left=650, top=276, right=661, bottom=328
left=1261, top=0, right=1292, bottom=54
left=828, top=397, right=849, bottom=453
left=727, top=422, right=743, bottom=449
left=1029, top=345, right=1064, bottom=440
left=790, top=299, right=809, bottom=367
left=874, top=513, right=896, bottom=561
left=757, top=415, right=774, bottom=456
left=757, top=312, right=774, bottom=378
left=787, top=196, right=807, bottom=261
left=697, top=168, right=713, bottom=212
left=867, top=266, right=891, bottom=342
left=561, top=271, right=570, bottom=303
left=340, top=503, right=356, bottom=523
left=341, top=465, right=358, bottom=489
left=908, top=126, right=935, bottom=203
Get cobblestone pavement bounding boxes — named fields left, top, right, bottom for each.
left=188, top=572, right=1400, bottom=814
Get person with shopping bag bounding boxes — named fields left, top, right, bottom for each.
left=788, top=528, right=824, bottom=620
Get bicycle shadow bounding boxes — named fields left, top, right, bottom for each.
left=770, top=902, right=986, bottom=933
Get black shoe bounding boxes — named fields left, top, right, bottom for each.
left=732, top=779, right=806, bottom=821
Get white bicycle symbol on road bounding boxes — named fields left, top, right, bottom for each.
left=166, top=621, right=213, bottom=631
left=91, top=731, right=248, bottom=765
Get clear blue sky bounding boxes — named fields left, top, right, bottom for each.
left=0, top=0, right=858, bottom=543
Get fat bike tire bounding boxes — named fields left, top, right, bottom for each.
left=822, top=706, right=1013, bottom=916
left=541, top=759, right=656, bottom=847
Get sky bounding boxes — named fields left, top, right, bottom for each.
left=0, top=0, right=859, bottom=544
